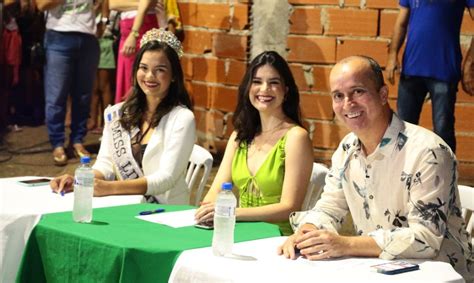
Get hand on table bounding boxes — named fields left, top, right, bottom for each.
left=50, top=174, right=74, bottom=195
left=277, top=223, right=317, bottom=259
left=294, top=229, right=349, bottom=260
left=194, top=202, right=215, bottom=223
left=278, top=223, right=349, bottom=260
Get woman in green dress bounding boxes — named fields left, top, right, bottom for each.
left=195, top=51, right=313, bottom=235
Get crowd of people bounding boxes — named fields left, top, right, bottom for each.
left=2, top=1, right=474, bottom=282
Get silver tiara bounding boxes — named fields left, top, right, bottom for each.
left=140, top=28, right=183, bottom=58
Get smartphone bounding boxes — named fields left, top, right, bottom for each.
left=17, top=178, right=52, bottom=187
left=371, top=261, right=419, bottom=275
left=194, top=221, right=214, bottom=230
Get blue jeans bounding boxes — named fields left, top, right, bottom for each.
left=44, top=30, right=99, bottom=148
left=397, top=75, right=457, bottom=152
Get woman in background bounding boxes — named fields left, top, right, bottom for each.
left=111, top=0, right=181, bottom=103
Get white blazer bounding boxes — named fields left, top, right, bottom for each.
left=93, top=103, right=196, bottom=204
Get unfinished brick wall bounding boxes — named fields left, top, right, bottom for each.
left=179, top=0, right=474, bottom=185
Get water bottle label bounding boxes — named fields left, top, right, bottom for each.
left=74, top=177, right=83, bottom=186
left=215, top=205, right=235, bottom=217
left=216, top=206, right=235, bottom=217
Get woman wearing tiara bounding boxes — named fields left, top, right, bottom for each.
left=51, top=28, right=196, bottom=204
left=112, top=0, right=182, bottom=104
left=194, top=51, right=313, bottom=235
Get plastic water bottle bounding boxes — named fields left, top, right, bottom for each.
left=212, top=182, right=237, bottom=256
left=73, top=156, right=94, bottom=223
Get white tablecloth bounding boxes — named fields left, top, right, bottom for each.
left=0, top=176, right=144, bottom=283
left=169, top=236, right=465, bottom=283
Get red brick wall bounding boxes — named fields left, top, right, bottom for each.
left=179, top=0, right=474, bottom=185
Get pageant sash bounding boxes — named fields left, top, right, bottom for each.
left=105, top=106, right=144, bottom=180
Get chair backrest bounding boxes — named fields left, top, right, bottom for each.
left=458, top=185, right=474, bottom=240
left=186, top=144, right=214, bottom=206
left=302, top=163, right=329, bottom=211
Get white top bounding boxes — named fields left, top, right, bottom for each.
left=291, top=114, right=473, bottom=282
left=46, top=0, right=96, bottom=35
left=93, top=103, right=196, bottom=204
left=121, top=10, right=156, bottom=19
left=120, top=10, right=138, bottom=19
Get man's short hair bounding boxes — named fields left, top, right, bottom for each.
left=340, top=55, right=386, bottom=90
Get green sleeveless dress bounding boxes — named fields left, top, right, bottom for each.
left=231, top=133, right=292, bottom=235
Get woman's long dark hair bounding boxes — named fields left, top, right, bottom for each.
left=120, top=41, right=192, bottom=131
left=233, top=51, right=303, bottom=145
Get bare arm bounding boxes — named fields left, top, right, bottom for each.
left=155, top=1, right=167, bottom=29
left=202, top=132, right=239, bottom=203
left=101, top=0, right=110, bottom=18
left=386, top=6, right=410, bottom=85
left=50, top=169, right=106, bottom=195
left=120, top=0, right=154, bottom=56
left=93, top=177, right=147, bottom=196
left=108, top=0, right=138, bottom=11
left=33, top=0, right=62, bottom=11
left=462, top=7, right=474, bottom=95
left=194, top=132, right=238, bottom=221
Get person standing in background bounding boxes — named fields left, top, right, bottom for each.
left=88, top=1, right=119, bottom=134
left=111, top=0, right=166, bottom=104
left=43, top=0, right=99, bottom=165
left=386, top=0, right=474, bottom=153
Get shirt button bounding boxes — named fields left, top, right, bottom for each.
left=369, top=195, right=374, bottom=199
left=367, top=165, right=372, bottom=169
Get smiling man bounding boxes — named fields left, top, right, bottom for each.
left=278, top=56, right=473, bottom=282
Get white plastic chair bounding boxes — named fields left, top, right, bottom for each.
left=302, top=162, right=329, bottom=210
left=458, top=185, right=474, bottom=244
left=186, top=144, right=213, bottom=206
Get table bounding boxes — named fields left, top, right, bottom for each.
left=16, top=203, right=281, bottom=283
left=0, top=176, right=144, bottom=283
left=169, top=237, right=465, bottom=283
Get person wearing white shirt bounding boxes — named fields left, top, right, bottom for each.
left=278, top=56, right=473, bottom=282
left=50, top=28, right=195, bottom=205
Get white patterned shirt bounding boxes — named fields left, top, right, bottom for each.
left=291, top=114, right=473, bottom=282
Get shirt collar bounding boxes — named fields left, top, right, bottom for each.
left=373, top=112, right=407, bottom=159
left=347, top=112, right=406, bottom=161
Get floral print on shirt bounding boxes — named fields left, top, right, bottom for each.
left=290, top=114, right=473, bottom=282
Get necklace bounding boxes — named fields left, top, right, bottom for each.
left=261, top=120, right=285, bottom=133
left=251, top=121, right=286, bottom=152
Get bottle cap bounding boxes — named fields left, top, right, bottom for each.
left=221, top=182, right=233, bottom=190
left=80, top=156, right=91, bottom=164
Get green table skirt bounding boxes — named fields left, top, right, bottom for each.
left=16, top=203, right=281, bottom=283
